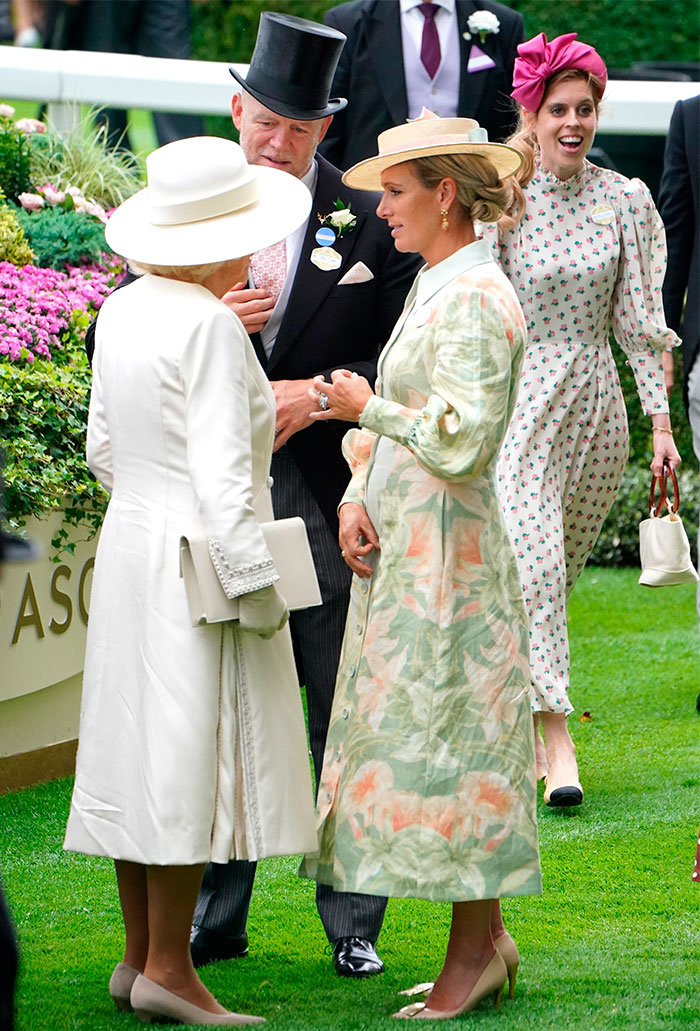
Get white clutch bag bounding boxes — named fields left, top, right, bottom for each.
left=180, top=517, right=322, bottom=627
left=638, top=464, right=699, bottom=588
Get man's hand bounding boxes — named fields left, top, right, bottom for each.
left=271, top=378, right=317, bottom=450
left=221, top=281, right=275, bottom=334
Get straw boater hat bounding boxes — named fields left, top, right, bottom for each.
left=105, top=136, right=312, bottom=266
left=342, top=111, right=523, bottom=192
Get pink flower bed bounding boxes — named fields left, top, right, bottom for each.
left=0, top=258, right=121, bottom=362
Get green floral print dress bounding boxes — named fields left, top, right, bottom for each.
left=301, top=240, right=542, bottom=902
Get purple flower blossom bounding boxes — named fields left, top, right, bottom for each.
left=0, top=257, right=123, bottom=364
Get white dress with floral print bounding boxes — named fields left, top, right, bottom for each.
left=301, top=241, right=542, bottom=902
left=494, top=161, right=679, bottom=715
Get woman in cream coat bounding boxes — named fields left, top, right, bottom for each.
left=64, top=136, right=316, bottom=1026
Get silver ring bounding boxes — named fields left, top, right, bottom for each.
left=318, top=392, right=330, bottom=411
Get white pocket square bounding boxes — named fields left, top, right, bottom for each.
left=338, top=261, right=374, bottom=285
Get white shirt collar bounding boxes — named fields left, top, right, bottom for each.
left=400, top=0, right=455, bottom=14
left=301, top=159, right=318, bottom=195
left=414, top=238, right=494, bottom=307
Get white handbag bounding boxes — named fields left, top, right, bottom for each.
left=638, top=464, right=699, bottom=588
left=180, top=517, right=322, bottom=627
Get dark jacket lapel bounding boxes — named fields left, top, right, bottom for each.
left=457, top=0, right=488, bottom=118
left=266, top=156, right=366, bottom=376
left=368, top=0, right=409, bottom=127
left=248, top=330, right=268, bottom=370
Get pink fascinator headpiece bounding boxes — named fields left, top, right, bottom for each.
left=510, top=32, right=607, bottom=113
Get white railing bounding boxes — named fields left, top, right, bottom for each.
left=0, top=45, right=698, bottom=136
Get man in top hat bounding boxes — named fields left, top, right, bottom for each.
left=189, top=12, right=419, bottom=978
left=319, top=0, right=523, bottom=171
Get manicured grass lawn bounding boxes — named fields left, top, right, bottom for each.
left=1, top=567, right=699, bottom=1030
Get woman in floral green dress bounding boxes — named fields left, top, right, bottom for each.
left=301, top=114, right=542, bottom=1019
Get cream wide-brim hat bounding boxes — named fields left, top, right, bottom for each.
left=105, top=136, right=312, bottom=266
left=342, top=115, right=523, bottom=191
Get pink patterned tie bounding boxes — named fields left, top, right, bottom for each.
left=250, top=238, right=287, bottom=306
left=418, top=3, right=441, bottom=79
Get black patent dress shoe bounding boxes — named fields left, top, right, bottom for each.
left=333, top=936, right=384, bottom=977
left=189, top=925, right=249, bottom=968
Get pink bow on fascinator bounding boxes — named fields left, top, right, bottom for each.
left=510, top=32, right=608, bottom=113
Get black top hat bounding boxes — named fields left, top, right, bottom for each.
left=230, top=12, right=348, bottom=121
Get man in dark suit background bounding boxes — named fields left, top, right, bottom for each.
left=319, top=0, right=524, bottom=171
left=658, top=93, right=700, bottom=707
left=189, top=12, right=419, bottom=978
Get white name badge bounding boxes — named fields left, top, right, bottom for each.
left=591, top=202, right=615, bottom=226
left=310, top=246, right=342, bottom=271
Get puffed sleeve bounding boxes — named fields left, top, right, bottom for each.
left=339, top=427, right=378, bottom=508
left=358, top=283, right=523, bottom=482
left=86, top=353, right=113, bottom=493
left=179, top=306, right=278, bottom=599
left=611, top=178, right=680, bottom=415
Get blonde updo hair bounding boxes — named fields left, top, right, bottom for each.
left=127, top=259, right=231, bottom=283
left=505, top=68, right=604, bottom=221
left=411, top=152, right=511, bottom=225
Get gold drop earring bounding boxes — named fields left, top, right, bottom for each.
left=440, top=208, right=449, bottom=232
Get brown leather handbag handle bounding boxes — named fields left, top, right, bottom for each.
left=649, top=460, right=679, bottom=517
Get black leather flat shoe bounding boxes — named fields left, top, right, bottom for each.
left=333, top=936, right=384, bottom=977
left=190, top=926, right=249, bottom=968
left=544, top=783, right=583, bottom=807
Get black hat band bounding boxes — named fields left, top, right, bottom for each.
left=245, top=67, right=339, bottom=113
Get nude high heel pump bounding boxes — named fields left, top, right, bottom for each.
left=109, top=962, right=141, bottom=1012
left=493, top=931, right=520, bottom=999
left=130, top=975, right=265, bottom=1025
left=393, top=952, right=507, bottom=1019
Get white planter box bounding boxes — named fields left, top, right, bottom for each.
left=0, top=508, right=99, bottom=766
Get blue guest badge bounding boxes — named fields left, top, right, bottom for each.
left=315, top=226, right=337, bottom=247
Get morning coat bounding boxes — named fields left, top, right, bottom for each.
left=658, top=94, right=700, bottom=409
left=320, top=0, right=524, bottom=170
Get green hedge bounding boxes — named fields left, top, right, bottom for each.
left=191, top=0, right=700, bottom=68
left=0, top=325, right=108, bottom=552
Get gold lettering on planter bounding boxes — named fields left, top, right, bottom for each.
left=78, top=557, right=94, bottom=626
left=11, top=574, right=45, bottom=644
left=49, top=565, right=73, bottom=635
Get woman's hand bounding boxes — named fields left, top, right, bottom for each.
left=238, top=585, right=288, bottom=639
left=338, top=502, right=379, bottom=578
left=308, top=370, right=374, bottom=423
left=650, top=416, right=681, bottom=476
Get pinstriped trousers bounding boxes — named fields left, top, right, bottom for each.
left=194, top=447, right=387, bottom=943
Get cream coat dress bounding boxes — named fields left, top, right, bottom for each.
left=64, top=274, right=317, bottom=866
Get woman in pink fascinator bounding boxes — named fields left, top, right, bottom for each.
left=494, top=33, right=681, bottom=807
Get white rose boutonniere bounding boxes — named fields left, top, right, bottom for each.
left=317, top=197, right=357, bottom=239
left=463, top=10, right=500, bottom=43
